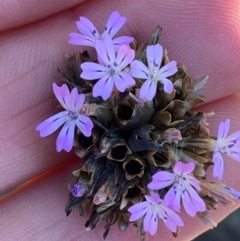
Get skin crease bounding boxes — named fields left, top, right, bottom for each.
left=0, top=0, right=240, bottom=240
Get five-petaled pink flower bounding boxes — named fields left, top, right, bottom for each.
left=80, top=36, right=135, bottom=100
left=128, top=193, right=184, bottom=235
left=148, top=161, right=206, bottom=217
left=130, top=44, right=177, bottom=101
left=36, top=83, right=94, bottom=152
left=69, top=11, right=134, bottom=51
left=211, top=119, right=240, bottom=180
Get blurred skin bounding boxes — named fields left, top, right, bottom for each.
left=0, top=0, right=240, bottom=240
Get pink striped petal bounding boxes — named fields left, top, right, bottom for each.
left=173, top=161, right=195, bottom=175
left=96, top=36, right=115, bottom=65
left=228, top=151, right=240, bottom=162
left=56, top=120, right=76, bottom=152
left=217, top=119, right=230, bottom=140
left=181, top=190, right=197, bottom=217
left=182, top=186, right=206, bottom=216
left=128, top=201, right=149, bottom=221
left=164, top=187, right=181, bottom=212
left=116, top=45, right=135, bottom=69
left=69, top=88, right=78, bottom=110
left=160, top=77, right=174, bottom=94
left=72, top=93, right=85, bottom=112
left=145, top=193, right=160, bottom=204
left=69, top=33, right=95, bottom=47
left=146, top=44, right=163, bottom=71
left=158, top=61, right=178, bottom=78
left=36, top=111, right=70, bottom=137
left=80, top=62, right=107, bottom=80
left=163, top=206, right=184, bottom=232
left=53, top=83, right=71, bottom=110
left=105, top=11, right=126, bottom=37
left=76, top=17, right=100, bottom=39
left=140, top=79, right=157, bottom=101
left=113, top=36, right=134, bottom=51
left=148, top=171, right=175, bottom=190
left=213, top=151, right=224, bottom=180
left=93, top=75, right=114, bottom=100
left=76, top=115, right=93, bottom=137
left=143, top=207, right=158, bottom=235
left=224, top=130, right=240, bottom=143
left=130, top=60, right=149, bottom=79
left=113, top=75, right=128, bottom=92
left=187, top=175, right=201, bottom=191
left=115, top=72, right=135, bottom=92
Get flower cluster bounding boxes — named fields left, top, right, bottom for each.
left=36, top=83, right=93, bottom=152
left=35, top=10, right=240, bottom=240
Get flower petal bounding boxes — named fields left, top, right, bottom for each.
left=227, top=149, right=240, bottom=162
left=146, top=44, right=163, bottom=71
left=145, top=193, right=160, bottom=204
left=143, top=206, right=158, bottom=235
left=213, top=151, right=224, bottom=180
left=80, top=62, right=107, bottom=80
left=92, top=75, right=114, bottom=100
left=69, top=33, right=95, bottom=47
left=128, top=202, right=149, bottom=221
left=113, top=36, right=134, bottom=51
left=164, top=187, right=181, bottom=212
left=187, top=175, right=201, bottom=191
left=95, top=37, right=115, bottom=65
left=105, top=11, right=126, bottom=37
left=158, top=61, right=178, bottom=78
left=53, top=83, right=71, bottom=110
left=182, top=185, right=206, bottom=216
left=116, top=45, right=135, bottom=69
left=148, top=171, right=175, bottom=190
left=181, top=190, right=197, bottom=217
left=160, top=77, right=174, bottom=94
left=173, top=161, right=195, bottom=175
left=73, top=93, right=85, bottom=112
left=224, top=130, right=240, bottom=143
left=76, top=17, right=100, bottom=39
left=115, top=72, right=135, bottom=92
left=76, top=115, right=93, bottom=137
left=130, top=60, right=149, bottom=79
left=140, top=79, right=157, bottom=101
left=36, top=111, right=70, bottom=137
left=163, top=205, right=184, bottom=230
left=56, top=120, right=76, bottom=152
left=217, top=119, right=230, bottom=140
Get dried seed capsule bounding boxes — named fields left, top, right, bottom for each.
left=107, top=141, right=132, bottom=162
left=123, top=154, right=145, bottom=180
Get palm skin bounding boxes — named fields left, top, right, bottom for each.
left=1, top=0, right=240, bottom=240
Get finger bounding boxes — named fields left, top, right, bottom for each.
left=1, top=0, right=240, bottom=192
left=0, top=140, right=239, bottom=241
left=0, top=0, right=88, bottom=31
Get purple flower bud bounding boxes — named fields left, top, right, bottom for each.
left=71, top=183, right=87, bottom=197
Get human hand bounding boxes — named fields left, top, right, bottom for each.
left=1, top=0, right=240, bottom=240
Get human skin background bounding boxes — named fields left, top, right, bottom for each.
left=0, top=0, right=240, bottom=240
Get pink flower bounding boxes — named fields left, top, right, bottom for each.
left=69, top=11, right=134, bottom=51
left=128, top=193, right=184, bottom=235
left=130, top=44, right=177, bottom=101
left=80, top=36, right=135, bottom=100
left=148, top=161, right=206, bottom=217
left=36, top=83, right=93, bottom=152
left=211, top=119, right=240, bottom=180
left=71, top=183, right=87, bottom=197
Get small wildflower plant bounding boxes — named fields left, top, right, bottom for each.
left=36, top=10, right=240, bottom=240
